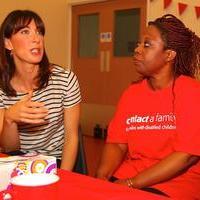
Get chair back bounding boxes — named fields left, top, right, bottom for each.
left=73, top=126, right=88, bottom=175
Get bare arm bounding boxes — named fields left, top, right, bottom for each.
left=96, top=143, right=128, bottom=180
left=0, top=109, right=4, bottom=135
left=0, top=108, right=20, bottom=152
left=0, top=92, right=48, bottom=152
left=115, top=151, right=199, bottom=188
left=60, top=103, right=80, bottom=170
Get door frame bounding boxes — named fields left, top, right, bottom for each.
left=66, top=0, right=149, bottom=68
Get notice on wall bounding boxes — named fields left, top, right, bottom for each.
left=100, top=32, right=112, bottom=42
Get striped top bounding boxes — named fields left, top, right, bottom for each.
left=0, top=65, right=81, bottom=158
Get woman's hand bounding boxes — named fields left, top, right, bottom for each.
left=5, top=91, right=48, bottom=124
left=114, top=152, right=200, bottom=189
left=114, top=179, right=129, bottom=186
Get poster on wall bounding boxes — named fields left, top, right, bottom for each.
left=100, top=32, right=112, bottom=42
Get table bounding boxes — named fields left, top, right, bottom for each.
left=0, top=168, right=169, bottom=200
left=0, top=153, right=169, bottom=200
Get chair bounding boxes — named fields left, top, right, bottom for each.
left=73, top=126, right=88, bottom=175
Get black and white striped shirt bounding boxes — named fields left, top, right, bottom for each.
left=0, top=65, right=81, bottom=158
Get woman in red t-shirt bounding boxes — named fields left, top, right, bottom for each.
left=97, top=14, right=200, bottom=199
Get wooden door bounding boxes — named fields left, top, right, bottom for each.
left=72, top=0, right=146, bottom=105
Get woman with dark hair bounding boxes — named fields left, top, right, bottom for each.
left=0, top=10, right=81, bottom=171
left=97, top=14, right=200, bottom=199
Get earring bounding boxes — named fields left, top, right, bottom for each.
left=10, top=49, right=13, bottom=56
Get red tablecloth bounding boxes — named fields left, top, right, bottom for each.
left=0, top=169, right=169, bottom=200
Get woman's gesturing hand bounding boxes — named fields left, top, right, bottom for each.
left=5, top=91, right=48, bottom=124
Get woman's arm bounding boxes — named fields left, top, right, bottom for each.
left=0, top=92, right=48, bottom=151
left=115, top=151, right=199, bottom=188
left=0, top=108, right=20, bottom=151
left=61, top=103, right=80, bottom=170
left=96, top=143, right=128, bottom=180
left=0, top=109, right=4, bottom=152
left=0, top=109, right=4, bottom=135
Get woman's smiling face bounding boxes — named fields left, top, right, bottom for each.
left=133, top=25, right=169, bottom=77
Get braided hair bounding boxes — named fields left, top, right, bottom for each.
left=148, top=14, right=200, bottom=78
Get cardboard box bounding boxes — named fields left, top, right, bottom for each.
left=12, top=154, right=57, bottom=176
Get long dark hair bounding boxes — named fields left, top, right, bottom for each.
left=0, top=10, right=51, bottom=96
left=148, top=14, right=200, bottom=78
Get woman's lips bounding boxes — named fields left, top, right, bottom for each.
left=30, top=48, right=42, bottom=56
left=133, top=57, right=142, bottom=64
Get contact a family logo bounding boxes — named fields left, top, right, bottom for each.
left=125, top=112, right=176, bottom=132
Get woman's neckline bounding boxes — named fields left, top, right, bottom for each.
left=144, top=75, right=183, bottom=93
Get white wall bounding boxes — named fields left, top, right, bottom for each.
left=148, top=0, right=200, bottom=36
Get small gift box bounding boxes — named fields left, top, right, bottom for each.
left=12, top=153, right=57, bottom=176
left=0, top=153, right=57, bottom=191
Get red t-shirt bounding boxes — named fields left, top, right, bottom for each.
left=107, top=76, right=200, bottom=199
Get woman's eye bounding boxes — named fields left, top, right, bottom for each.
left=36, top=30, right=43, bottom=35
left=20, top=29, right=30, bottom=34
left=144, top=41, right=151, bottom=48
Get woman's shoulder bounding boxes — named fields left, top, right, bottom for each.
left=118, top=79, right=145, bottom=102
left=177, top=75, right=200, bottom=90
left=50, top=64, right=77, bottom=79
left=51, top=64, right=70, bottom=74
left=176, top=75, right=200, bottom=101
